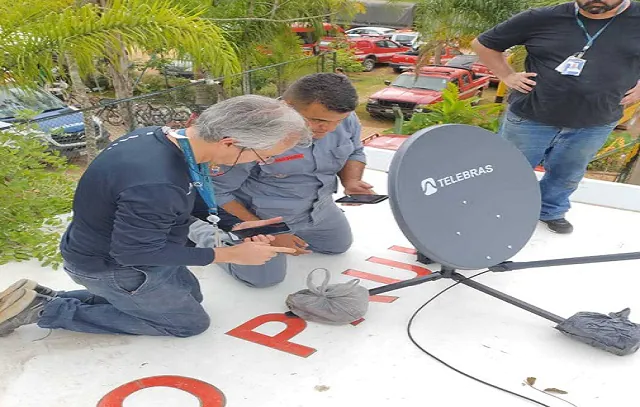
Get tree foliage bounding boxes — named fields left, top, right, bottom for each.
left=0, top=123, right=77, bottom=269
left=200, top=0, right=360, bottom=63
left=413, top=0, right=531, bottom=64
left=0, top=0, right=241, bottom=87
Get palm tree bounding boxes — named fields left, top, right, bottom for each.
left=0, top=0, right=240, bottom=161
left=414, top=0, right=531, bottom=65
left=200, top=0, right=360, bottom=94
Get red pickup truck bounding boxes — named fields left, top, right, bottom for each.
left=366, top=66, right=491, bottom=119
left=322, top=36, right=411, bottom=71
left=389, top=46, right=463, bottom=72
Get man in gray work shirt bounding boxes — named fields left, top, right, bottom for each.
left=190, top=73, right=373, bottom=287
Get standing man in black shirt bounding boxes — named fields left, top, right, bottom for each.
left=472, top=0, right=640, bottom=233
left=0, top=95, right=310, bottom=338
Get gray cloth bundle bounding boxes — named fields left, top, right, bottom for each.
left=286, top=268, right=370, bottom=325
left=555, top=308, right=640, bottom=356
left=188, top=218, right=218, bottom=248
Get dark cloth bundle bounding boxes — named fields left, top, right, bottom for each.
left=556, top=308, right=640, bottom=356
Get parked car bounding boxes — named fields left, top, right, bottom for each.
left=366, top=66, right=491, bottom=118
left=165, top=23, right=346, bottom=78
left=0, top=85, right=110, bottom=158
left=385, top=31, right=421, bottom=47
left=345, top=26, right=396, bottom=38
left=389, top=46, right=464, bottom=73
left=446, top=54, right=498, bottom=84
left=347, top=37, right=411, bottom=71
left=163, top=58, right=194, bottom=78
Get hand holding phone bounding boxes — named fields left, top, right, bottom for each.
left=214, top=241, right=296, bottom=265
left=228, top=220, right=291, bottom=242
left=343, top=180, right=375, bottom=195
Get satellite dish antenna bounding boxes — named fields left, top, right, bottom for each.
left=387, top=124, right=540, bottom=270
left=369, top=124, right=640, bottom=356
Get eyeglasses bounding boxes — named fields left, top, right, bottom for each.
left=205, top=147, right=279, bottom=177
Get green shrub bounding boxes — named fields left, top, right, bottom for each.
left=0, top=125, right=76, bottom=268
left=588, top=131, right=636, bottom=173
left=135, top=74, right=170, bottom=93
left=396, top=82, right=504, bottom=135
left=254, top=82, right=279, bottom=98
left=327, top=48, right=364, bottom=73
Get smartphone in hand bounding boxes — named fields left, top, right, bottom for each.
left=228, top=222, right=291, bottom=243
left=335, top=194, right=389, bottom=204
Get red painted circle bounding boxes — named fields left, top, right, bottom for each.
left=97, top=375, right=226, bottom=407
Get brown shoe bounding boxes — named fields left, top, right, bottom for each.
left=0, top=289, right=50, bottom=337
left=0, top=279, right=57, bottom=300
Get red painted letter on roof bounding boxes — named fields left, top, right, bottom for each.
left=226, top=313, right=316, bottom=358
left=98, top=375, right=225, bottom=407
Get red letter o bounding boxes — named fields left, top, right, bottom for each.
left=97, top=375, right=226, bottom=407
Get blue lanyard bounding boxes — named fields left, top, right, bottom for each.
left=173, top=128, right=218, bottom=218
left=574, top=0, right=628, bottom=57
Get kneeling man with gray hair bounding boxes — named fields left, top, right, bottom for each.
left=0, top=95, right=311, bottom=338
left=189, top=73, right=373, bottom=288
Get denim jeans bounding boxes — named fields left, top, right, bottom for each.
left=38, top=262, right=210, bottom=337
left=499, top=107, right=617, bottom=221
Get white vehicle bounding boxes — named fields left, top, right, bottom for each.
left=387, top=31, right=421, bottom=47
left=345, top=26, right=396, bottom=37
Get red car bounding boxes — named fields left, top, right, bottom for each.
left=291, top=22, right=344, bottom=55
left=346, top=37, right=411, bottom=71
left=366, top=66, right=491, bottom=118
left=389, top=46, right=464, bottom=72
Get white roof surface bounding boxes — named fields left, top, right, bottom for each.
left=2, top=153, right=640, bottom=407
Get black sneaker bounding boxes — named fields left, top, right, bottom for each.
left=541, top=218, right=573, bottom=234
left=0, top=289, right=51, bottom=337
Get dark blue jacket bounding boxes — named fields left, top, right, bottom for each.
left=60, top=126, right=238, bottom=272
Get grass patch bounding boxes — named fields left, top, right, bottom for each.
left=347, top=68, right=399, bottom=101
left=355, top=102, right=369, bottom=118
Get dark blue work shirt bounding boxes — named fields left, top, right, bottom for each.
left=60, top=126, right=236, bottom=272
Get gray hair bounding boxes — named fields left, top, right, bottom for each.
left=193, top=94, right=312, bottom=149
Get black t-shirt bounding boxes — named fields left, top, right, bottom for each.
left=478, top=2, right=640, bottom=128
left=60, top=127, right=238, bottom=272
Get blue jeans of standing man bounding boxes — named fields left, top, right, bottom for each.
left=499, top=107, right=617, bottom=221
left=38, top=262, right=210, bottom=337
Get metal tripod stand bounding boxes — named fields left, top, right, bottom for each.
left=369, top=251, right=640, bottom=325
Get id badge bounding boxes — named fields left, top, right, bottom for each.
left=555, top=56, right=586, bottom=76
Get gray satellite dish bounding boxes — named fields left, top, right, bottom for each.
left=366, top=124, right=640, bottom=357
left=286, top=123, right=640, bottom=356
left=387, top=124, right=541, bottom=270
